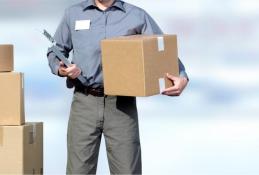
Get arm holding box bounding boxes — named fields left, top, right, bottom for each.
left=141, top=10, right=189, bottom=96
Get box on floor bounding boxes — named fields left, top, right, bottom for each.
left=0, top=122, right=43, bottom=174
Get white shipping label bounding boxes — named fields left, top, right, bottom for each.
left=157, top=36, right=165, bottom=52
left=159, top=78, right=166, bottom=93
left=75, top=20, right=91, bottom=30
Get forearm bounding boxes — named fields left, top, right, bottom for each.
left=47, top=48, right=60, bottom=76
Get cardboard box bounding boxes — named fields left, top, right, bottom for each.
left=0, top=45, right=13, bottom=72
left=0, top=122, right=43, bottom=174
left=101, top=35, right=179, bottom=96
left=0, top=72, right=25, bottom=125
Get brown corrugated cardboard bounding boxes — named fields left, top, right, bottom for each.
left=101, top=35, right=179, bottom=96
left=0, top=45, right=13, bottom=72
left=0, top=122, right=43, bottom=174
left=0, top=72, right=25, bottom=125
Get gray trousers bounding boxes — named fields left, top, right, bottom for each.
left=66, top=92, right=142, bottom=175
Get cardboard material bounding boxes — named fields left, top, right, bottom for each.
left=0, top=45, right=13, bottom=72
left=0, top=72, right=25, bottom=125
left=0, top=122, right=43, bottom=174
left=101, top=35, right=179, bottom=96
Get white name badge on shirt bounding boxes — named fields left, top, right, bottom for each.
left=75, top=20, right=91, bottom=30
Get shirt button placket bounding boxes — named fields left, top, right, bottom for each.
left=104, top=10, right=108, bottom=39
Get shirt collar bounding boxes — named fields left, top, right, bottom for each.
left=82, top=0, right=125, bottom=12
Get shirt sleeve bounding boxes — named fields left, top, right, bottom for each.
left=141, top=11, right=189, bottom=80
left=46, top=9, right=73, bottom=76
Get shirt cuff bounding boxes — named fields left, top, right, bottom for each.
left=47, top=50, right=63, bottom=77
left=179, top=70, right=189, bottom=81
left=55, top=64, right=62, bottom=77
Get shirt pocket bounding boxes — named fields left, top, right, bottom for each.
left=110, top=22, right=145, bottom=37
left=72, top=29, right=93, bottom=49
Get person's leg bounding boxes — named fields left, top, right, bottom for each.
left=66, top=92, right=104, bottom=174
left=103, top=96, right=142, bottom=175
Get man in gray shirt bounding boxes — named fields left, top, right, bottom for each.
left=47, top=0, right=188, bottom=174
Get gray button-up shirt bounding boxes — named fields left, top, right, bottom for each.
left=47, top=0, right=188, bottom=88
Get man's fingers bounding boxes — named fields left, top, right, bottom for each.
left=59, top=63, right=81, bottom=78
left=66, top=64, right=77, bottom=74
left=68, top=68, right=81, bottom=79
left=71, top=69, right=80, bottom=77
left=76, top=69, right=82, bottom=76
left=162, top=89, right=181, bottom=96
left=60, top=66, right=67, bottom=71
left=62, top=64, right=75, bottom=73
left=162, top=86, right=178, bottom=93
left=73, top=70, right=81, bottom=79
left=70, top=71, right=80, bottom=79
left=162, top=76, right=189, bottom=96
left=59, top=61, right=65, bottom=67
left=163, top=90, right=181, bottom=96
left=58, top=67, right=68, bottom=77
left=162, top=84, right=181, bottom=95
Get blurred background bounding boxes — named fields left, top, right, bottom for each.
left=1, top=0, right=259, bottom=174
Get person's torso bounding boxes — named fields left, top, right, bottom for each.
left=67, top=0, right=146, bottom=87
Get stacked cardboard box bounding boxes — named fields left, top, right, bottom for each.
left=0, top=45, right=43, bottom=174
left=101, top=35, right=179, bottom=97
left=0, top=45, right=13, bottom=72
left=0, top=72, right=25, bottom=125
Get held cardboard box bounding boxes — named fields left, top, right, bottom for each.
left=0, top=72, right=25, bottom=125
left=0, top=122, right=43, bottom=174
left=101, top=35, right=179, bottom=96
left=0, top=45, right=13, bottom=72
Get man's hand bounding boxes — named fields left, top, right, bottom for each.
left=162, top=73, right=188, bottom=96
left=58, top=62, right=82, bottom=79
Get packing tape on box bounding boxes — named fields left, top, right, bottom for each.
left=32, top=123, right=37, bottom=143
left=29, top=123, right=37, bottom=144
left=22, top=73, right=24, bottom=89
left=0, top=127, right=3, bottom=146
left=157, top=36, right=165, bottom=52
left=159, top=78, right=166, bottom=93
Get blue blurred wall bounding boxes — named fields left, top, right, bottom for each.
left=1, top=0, right=259, bottom=174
